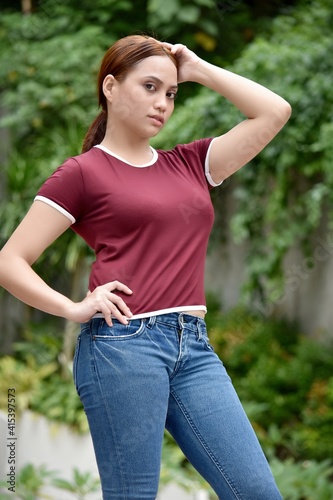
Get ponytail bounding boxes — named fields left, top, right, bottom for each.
left=81, top=111, right=107, bottom=153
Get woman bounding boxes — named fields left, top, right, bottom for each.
left=0, top=35, right=291, bottom=499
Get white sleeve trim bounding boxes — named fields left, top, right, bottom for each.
left=205, top=138, right=223, bottom=187
left=34, top=196, right=76, bottom=224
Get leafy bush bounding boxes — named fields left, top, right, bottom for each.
left=271, top=458, right=333, bottom=500
left=0, top=464, right=100, bottom=500
left=0, top=356, right=58, bottom=414
left=0, top=323, right=87, bottom=433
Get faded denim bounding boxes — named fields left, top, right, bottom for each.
left=73, top=312, right=282, bottom=500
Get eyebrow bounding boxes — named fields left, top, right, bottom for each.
left=145, top=75, right=178, bottom=90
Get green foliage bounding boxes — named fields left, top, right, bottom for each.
left=52, top=468, right=100, bottom=499
left=30, top=373, right=89, bottom=433
left=0, top=464, right=100, bottom=500
left=271, top=458, right=333, bottom=500
left=0, top=356, right=58, bottom=414
left=0, top=464, right=56, bottom=500
left=207, top=304, right=333, bottom=463
left=0, top=323, right=88, bottom=432
left=13, top=321, right=62, bottom=365
left=0, top=22, right=106, bottom=144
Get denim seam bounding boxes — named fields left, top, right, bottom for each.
left=169, top=326, right=192, bottom=380
left=72, top=335, right=81, bottom=393
left=170, top=388, right=242, bottom=500
left=91, top=343, right=128, bottom=498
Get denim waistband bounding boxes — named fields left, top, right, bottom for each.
left=88, top=312, right=206, bottom=334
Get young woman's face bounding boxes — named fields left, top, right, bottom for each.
left=107, top=55, right=178, bottom=139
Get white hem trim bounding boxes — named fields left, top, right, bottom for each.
left=92, top=305, right=207, bottom=321
left=94, top=144, right=158, bottom=168
left=34, top=196, right=76, bottom=224
left=205, top=138, right=223, bottom=187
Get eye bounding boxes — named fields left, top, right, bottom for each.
left=145, top=83, right=156, bottom=91
left=167, top=91, right=177, bottom=100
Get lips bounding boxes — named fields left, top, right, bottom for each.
left=149, top=115, right=164, bottom=126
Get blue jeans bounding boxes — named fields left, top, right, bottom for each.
left=73, top=313, right=282, bottom=500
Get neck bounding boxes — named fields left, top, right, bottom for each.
left=101, top=126, right=152, bottom=165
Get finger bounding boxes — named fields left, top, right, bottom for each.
left=106, top=281, right=133, bottom=295
left=92, top=282, right=134, bottom=324
left=168, top=43, right=187, bottom=55
left=98, top=297, right=129, bottom=326
left=108, top=292, right=133, bottom=318
left=101, top=299, right=129, bottom=326
left=97, top=291, right=132, bottom=323
left=155, top=40, right=187, bottom=55
left=106, top=314, right=113, bottom=327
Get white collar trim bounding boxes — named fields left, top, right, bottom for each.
left=94, top=144, right=158, bottom=168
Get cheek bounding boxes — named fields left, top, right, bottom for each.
left=166, top=102, right=175, bottom=119
left=115, top=87, right=145, bottom=116
left=129, top=84, right=148, bottom=101
left=127, top=89, right=150, bottom=114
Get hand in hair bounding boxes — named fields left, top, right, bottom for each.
left=155, top=41, right=201, bottom=84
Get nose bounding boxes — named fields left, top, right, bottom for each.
left=153, top=93, right=168, bottom=111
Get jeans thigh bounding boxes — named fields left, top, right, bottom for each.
left=75, top=320, right=170, bottom=500
left=166, top=343, right=282, bottom=500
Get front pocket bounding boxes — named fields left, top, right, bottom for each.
left=92, top=319, right=145, bottom=341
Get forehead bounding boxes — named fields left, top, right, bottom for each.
left=130, top=55, right=177, bottom=83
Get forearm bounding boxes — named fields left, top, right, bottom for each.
left=0, top=253, right=133, bottom=326
left=0, top=254, right=74, bottom=319
left=190, top=59, right=291, bottom=119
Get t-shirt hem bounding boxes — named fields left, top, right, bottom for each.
left=92, top=305, right=207, bottom=321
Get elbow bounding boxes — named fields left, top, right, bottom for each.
left=278, top=99, right=292, bottom=125
left=282, top=100, right=292, bottom=121
left=269, top=99, right=292, bottom=133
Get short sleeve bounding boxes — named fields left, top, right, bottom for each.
left=174, top=138, right=223, bottom=189
left=35, top=158, right=85, bottom=224
left=204, top=138, right=223, bottom=188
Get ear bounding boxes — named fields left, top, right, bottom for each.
left=103, top=74, right=116, bottom=102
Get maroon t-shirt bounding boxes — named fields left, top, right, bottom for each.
left=36, top=139, right=219, bottom=317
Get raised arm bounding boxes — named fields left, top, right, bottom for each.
left=0, top=201, right=132, bottom=325
left=163, top=42, right=292, bottom=183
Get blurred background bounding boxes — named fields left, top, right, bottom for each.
left=0, top=0, right=332, bottom=498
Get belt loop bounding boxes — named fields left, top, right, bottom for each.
left=197, top=319, right=203, bottom=340
left=146, top=315, right=156, bottom=330
left=178, top=313, right=185, bottom=331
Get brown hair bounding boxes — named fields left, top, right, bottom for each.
left=82, top=35, right=178, bottom=153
